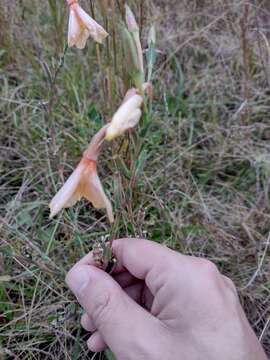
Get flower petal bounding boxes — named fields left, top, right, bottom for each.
left=68, top=8, right=81, bottom=48
left=75, top=28, right=90, bottom=49
left=75, top=5, right=108, bottom=44
left=80, top=166, right=114, bottom=223
left=112, top=94, right=143, bottom=122
left=64, top=189, right=82, bottom=207
left=106, top=109, right=142, bottom=141
left=68, top=7, right=90, bottom=49
left=126, top=108, right=142, bottom=128
left=105, top=94, right=143, bottom=141
left=49, top=162, right=84, bottom=218
left=122, top=88, right=138, bottom=103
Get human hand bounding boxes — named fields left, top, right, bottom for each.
left=66, top=238, right=267, bottom=360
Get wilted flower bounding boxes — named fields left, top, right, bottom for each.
left=50, top=126, right=114, bottom=223
left=49, top=87, right=149, bottom=222
left=105, top=90, right=143, bottom=141
left=67, top=0, right=108, bottom=48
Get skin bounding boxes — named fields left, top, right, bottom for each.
left=66, top=238, right=267, bottom=360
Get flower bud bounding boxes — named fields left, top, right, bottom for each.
left=105, top=94, right=143, bottom=141
left=125, top=4, right=139, bottom=33
left=148, top=25, right=156, bottom=46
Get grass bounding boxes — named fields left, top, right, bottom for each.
left=1, top=0, right=270, bottom=358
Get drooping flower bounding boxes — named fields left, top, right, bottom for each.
left=50, top=126, right=114, bottom=223
left=49, top=87, right=148, bottom=222
left=105, top=90, right=143, bottom=141
left=66, top=0, right=108, bottom=48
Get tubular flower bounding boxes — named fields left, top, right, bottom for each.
left=50, top=126, right=114, bottom=223
left=49, top=88, right=149, bottom=222
left=66, top=0, right=108, bottom=48
left=105, top=90, right=143, bottom=141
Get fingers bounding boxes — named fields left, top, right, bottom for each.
left=66, top=263, right=161, bottom=357
left=112, top=238, right=185, bottom=296
left=81, top=312, right=95, bottom=332
left=75, top=251, right=96, bottom=267
left=80, top=281, right=147, bottom=333
left=141, top=286, right=154, bottom=310
left=112, top=238, right=180, bottom=279
left=74, top=239, right=180, bottom=283
left=72, top=238, right=186, bottom=305
left=222, top=275, right=238, bottom=296
left=114, top=271, right=138, bottom=288
left=87, top=331, right=107, bottom=352
left=124, top=281, right=144, bottom=303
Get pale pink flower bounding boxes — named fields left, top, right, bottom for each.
left=105, top=91, right=143, bottom=141
left=66, top=0, right=108, bottom=48
left=50, top=126, right=114, bottom=223
left=49, top=87, right=149, bottom=222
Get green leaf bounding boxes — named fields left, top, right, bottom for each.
left=147, top=25, right=157, bottom=82
left=135, top=149, right=147, bottom=179
left=116, top=158, right=131, bottom=180
left=105, top=349, right=117, bottom=360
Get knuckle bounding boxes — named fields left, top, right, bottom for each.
left=148, top=261, right=178, bottom=295
left=223, top=276, right=238, bottom=297
left=198, top=259, right=219, bottom=279
left=81, top=313, right=95, bottom=332
left=224, top=276, right=236, bottom=289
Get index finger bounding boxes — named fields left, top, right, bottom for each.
left=112, top=238, right=184, bottom=288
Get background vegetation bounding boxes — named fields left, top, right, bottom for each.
left=0, top=0, right=270, bottom=358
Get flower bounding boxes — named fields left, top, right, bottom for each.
left=49, top=87, right=149, bottom=222
left=50, top=126, right=114, bottom=223
left=125, top=4, right=139, bottom=33
left=105, top=90, right=144, bottom=141
left=67, top=0, right=108, bottom=48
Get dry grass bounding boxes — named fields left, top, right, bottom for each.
left=1, top=0, right=270, bottom=358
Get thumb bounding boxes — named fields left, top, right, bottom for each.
left=66, top=264, right=160, bottom=356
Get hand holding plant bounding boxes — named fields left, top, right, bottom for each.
left=50, top=2, right=155, bottom=271
left=66, top=238, right=267, bottom=359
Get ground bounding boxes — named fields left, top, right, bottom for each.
left=0, top=0, right=269, bottom=359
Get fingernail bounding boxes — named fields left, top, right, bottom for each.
left=66, top=265, right=91, bottom=296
